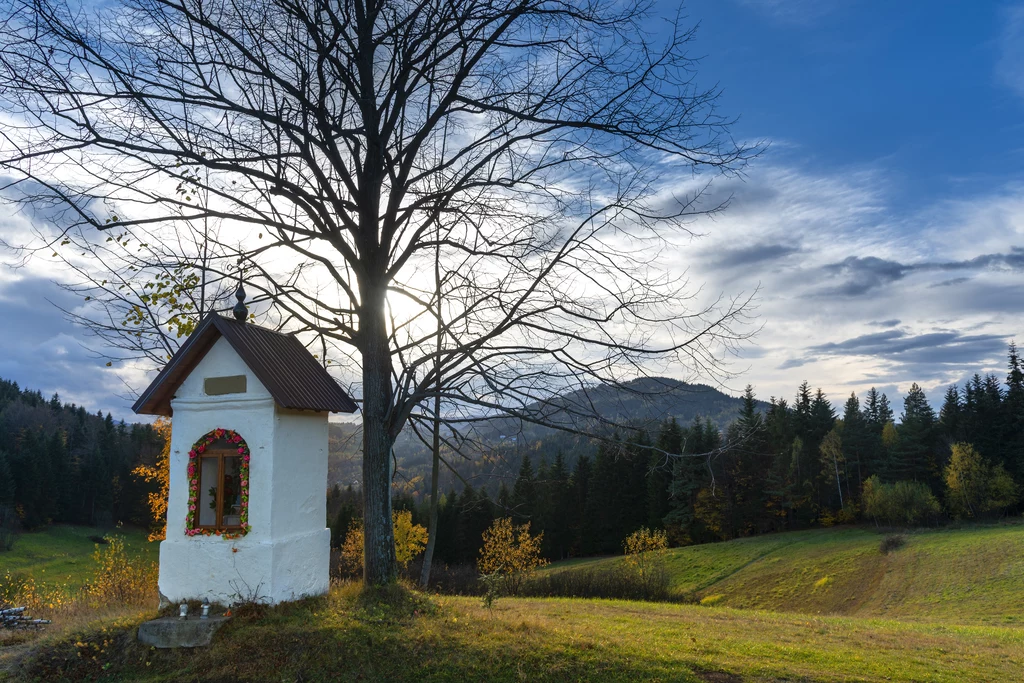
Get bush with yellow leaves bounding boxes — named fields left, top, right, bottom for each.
left=338, top=510, right=429, bottom=578
left=477, top=517, right=547, bottom=596
left=85, top=535, right=156, bottom=605
left=622, top=527, right=668, bottom=597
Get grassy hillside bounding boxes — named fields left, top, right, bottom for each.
left=543, top=523, right=1024, bottom=625
left=10, top=585, right=1024, bottom=682
left=0, top=525, right=154, bottom=590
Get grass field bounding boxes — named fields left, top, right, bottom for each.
left=542, top=523, right=1024, bottom=625
left=0, top=525, right=154, bottom=590
left=8, top=584, right=1024, bottom=682
left=4, top=522, right=1024, bottom=681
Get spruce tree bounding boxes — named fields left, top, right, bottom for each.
left=568, top=454, right=592, bottom=556
left=939, top=385, right=963, bottom=446
left=545, top=452, right=573, bottom=559
left=511, top=455, right=536, bottom=524
left=1004, top=342, right=1024, bottom=483
left=895, top=383, right=939, bottom=485
left=0, top=450, right=14, bottom=504
left=763, top=398, right=796, bottom=531
left=648, top=419, right=681, bottom=529
left=841, top=393, right=869, bottom=493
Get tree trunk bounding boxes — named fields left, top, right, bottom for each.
left=360, top=291, right=398, bottom=585
left=418, top=391, right=441, bottom=588
left=419, top=231, right=445, bottom=589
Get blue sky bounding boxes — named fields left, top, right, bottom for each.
left=1, top=0, right=1023, bottom=418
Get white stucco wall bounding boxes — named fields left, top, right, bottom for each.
left=158, top=338, right=331, bottom=606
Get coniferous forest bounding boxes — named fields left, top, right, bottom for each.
left=327, top=342, right=1024, bottom=567
left=0, top=379, right=163, bottom=531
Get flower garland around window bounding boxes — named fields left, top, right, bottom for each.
left=185, top=428, right=250, bottom=539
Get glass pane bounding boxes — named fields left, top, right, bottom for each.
left=222, top=456, right=242, bottom=527
left=198, top=456, right=219, bottom=526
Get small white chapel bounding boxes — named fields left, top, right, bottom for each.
left=132, top=286, right=357, bottom=605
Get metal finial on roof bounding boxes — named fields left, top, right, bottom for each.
left=232, top=281, right=248, bottom=322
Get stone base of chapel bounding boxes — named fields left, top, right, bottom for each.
left=157, top=528, right=330, bottom=606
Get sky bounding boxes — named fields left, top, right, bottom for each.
left=1, top=0, right=1023, bottom=419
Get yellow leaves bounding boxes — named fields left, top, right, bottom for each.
left=393, top=510, right=428, bottom=569
left=623, top=526, right=667, bottom=559
left=338, top=519, right=364, bottom=577
left=622, top=527, right=668, bottom=589
left=338, top=510, right=429, bottom=575
left=87, top=535, right=157, bottom=603
left=132, top=417, right=170, bottom=541
left=478, top=518, right=547, bottom=596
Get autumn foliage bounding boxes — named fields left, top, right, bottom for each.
left=477, top=518, right=547, bottom=596
left=339, top=511, right=428, bottom=578
left=131, top=418, right=171, bottom=541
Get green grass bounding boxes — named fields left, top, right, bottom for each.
left=6, top=524, right=1024, bottom=681
left=543, top=523, right=1024, bottom=624
left=0, top=525, right=155, bottom=589
left=9, top=585, right=1024, bottom=682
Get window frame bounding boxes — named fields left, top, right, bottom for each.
left=194, top=446, right=243, bottom=531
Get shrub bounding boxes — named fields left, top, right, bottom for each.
left=477, top=518, right=547, bottom=596
left=879, top=534, right=906, bottom=554
left=336, top=511, right=429, bottom=579
left=85, top=535, right=156, bottom=605
left=392, top=510, right=428, bottom=569
left=521, top=564, right=672, bottom=602
left=862, top=476, right=940, bottom=527
left=338, top=518, right=364, bottom=578
left=622, top=527, right=668, bottom=597
left=945, top=443, right=1019, bottom=519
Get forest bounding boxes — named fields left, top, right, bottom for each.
left=328, top=342, right=1024, bottom=567
left=4, top=342, right=1024, bottom=566
left=0, top=380, right=163, bottom=533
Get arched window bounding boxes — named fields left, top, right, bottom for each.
left=186, top=429, right=250, bottom=537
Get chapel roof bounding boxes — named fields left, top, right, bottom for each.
left=132, top=313, right=358, bottom=416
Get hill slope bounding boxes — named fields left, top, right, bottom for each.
left=15, top=586, right=1024, bottom=682
left=328, top=376, right=765, bottom=487
left=543, top=524, right=1024, bottom=625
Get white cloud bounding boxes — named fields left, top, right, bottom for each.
left=674, top=156, right=1024, bottom=407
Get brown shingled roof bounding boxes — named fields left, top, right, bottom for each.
left=132, top=314, right=358, bottom=416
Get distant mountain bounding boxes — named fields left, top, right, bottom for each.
left=328, top=377, right=766, bottom=491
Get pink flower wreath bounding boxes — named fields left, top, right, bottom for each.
left=185, top=428, right=251, bottom=539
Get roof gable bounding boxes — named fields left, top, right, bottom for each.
left=132, top=314, right=357, bottom=416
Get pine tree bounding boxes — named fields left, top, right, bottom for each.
left=725, top=385, right=769, bottom=535
left=1004, top=342, right=1024, bottom=483
left=568, top=454, right=592, bottom=556
left=840, top=393, right=868, bottom=494
left=0, top=450, right=14, bottom=504
left=895, top=383, right=939, bottom=484
left=939, top=385, right=963, bottom=446
left=544, top=452, right=572, bottom=559
left=647, top=419, right=681, bottom=529
left=763, top=398, right=796, bottom=531
left=511, top=455, right=536, bottom=524
left=582, top=438, right=626, bottom=554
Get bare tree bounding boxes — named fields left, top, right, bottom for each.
left=0, top=0, right=759, bottom=584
